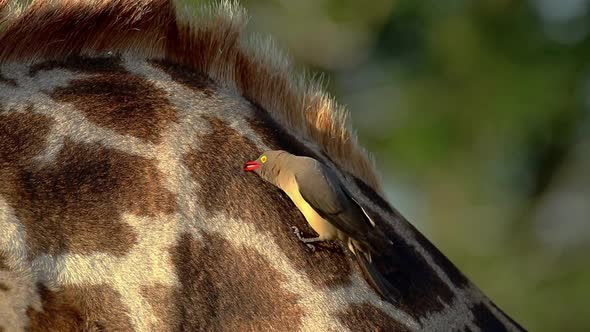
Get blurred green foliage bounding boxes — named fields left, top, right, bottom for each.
left=237, top=0, right=590, bottom=330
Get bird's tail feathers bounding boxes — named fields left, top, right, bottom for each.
left=353, top=241, right=400, bottom=304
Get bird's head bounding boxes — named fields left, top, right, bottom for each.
left=244, top=150, right=287, bottom=179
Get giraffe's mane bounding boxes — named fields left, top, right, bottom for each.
left=0, top=0, right=382, bottom=191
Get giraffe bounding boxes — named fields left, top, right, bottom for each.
left=0, top=0, right=525, bottom=331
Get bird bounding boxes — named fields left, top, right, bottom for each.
left=244, top=150, right=399, bottom=303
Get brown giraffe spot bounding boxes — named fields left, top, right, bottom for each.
left=0, top=251, right=8, bottom=270
left=0, top=110, right=53, bottom=166
left=170, top=232, right=304, bottom=331
left=29, top=55, right=126, bottom=76
left=0, top=73, right=16, bottom=87
left=150, top=60, right=216, bottom=96
left=185, top=116, right=353, bottom=288
left=337, top=302, right=411, bottom=332
left=49, top=59, right=177, bottom=143
left=140, top=284, right=180, bottom=332
left=27, top=283, right=133, bottom=332
left=3, top=138, right=176, bottom=258
left=0, top=282, right=9, bottom=291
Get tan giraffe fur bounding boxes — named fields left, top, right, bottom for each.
left=0, top=0, right=525, bottom=331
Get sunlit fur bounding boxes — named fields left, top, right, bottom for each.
left=0, top=0, right=524, bottom=330
left=0, top=0, right=382, bottom=192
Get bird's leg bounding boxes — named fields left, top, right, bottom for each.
left=290, top=226, right=321, bottom=252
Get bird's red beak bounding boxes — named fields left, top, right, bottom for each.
left=244, top=161, right=260, bottom=172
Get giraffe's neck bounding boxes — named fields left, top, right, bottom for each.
left=0, top=53, right=524, bottom=332
left=347, top=184, right=524, bottom=331
left=0, top=0, right=524, bottom=331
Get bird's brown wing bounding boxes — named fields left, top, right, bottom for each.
left=294, top=158, right=399, bottom=303
left=293, top=158, right=374, bottom=241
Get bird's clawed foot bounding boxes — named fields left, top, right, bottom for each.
left=290, top=226, right=317, bottom=252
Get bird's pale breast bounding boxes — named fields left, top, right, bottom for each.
left=281, top=178, right=339, bottom=240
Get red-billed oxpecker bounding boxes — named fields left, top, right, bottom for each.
left=244, top=150, right=398, bottom=303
